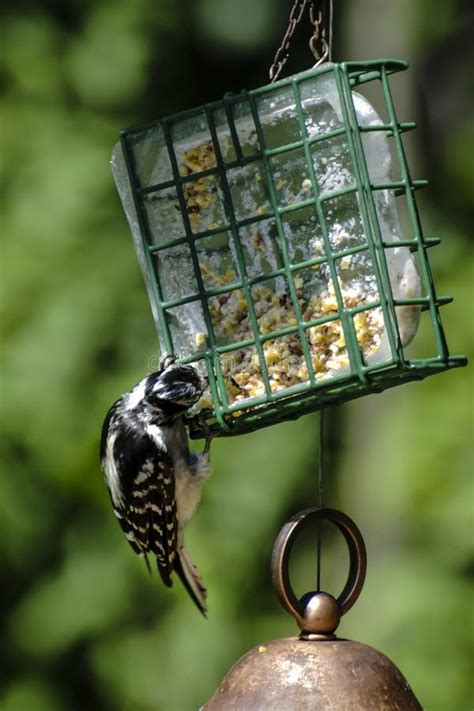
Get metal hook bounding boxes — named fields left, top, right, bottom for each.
left=271, top=507, right=367, bottom=638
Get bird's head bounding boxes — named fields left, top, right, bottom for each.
left=145, top=363, right=204, bottom=416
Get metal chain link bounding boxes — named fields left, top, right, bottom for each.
left=269, top=0, right=332, bottom=83
left=309, top=2, right=329, bottom=66
left=269, top=0, right=308, bottom=82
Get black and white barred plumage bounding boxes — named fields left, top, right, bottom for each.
left=100, top=362, right=212, bottom=614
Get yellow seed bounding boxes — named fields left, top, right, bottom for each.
left=195, top=331, right=207, bottom=348
left=195, top=266, right=383, bottom=410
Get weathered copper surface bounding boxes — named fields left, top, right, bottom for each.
left=204, top=508, right=422, bottom=710
left=203, top=636, right=423, bottom=711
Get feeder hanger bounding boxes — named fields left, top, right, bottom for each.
left=270, top=0, right=334, bottom=82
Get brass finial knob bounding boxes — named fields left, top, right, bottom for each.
left=271, top=508, right=367, bottom=640
left=299, top=591, right=340, bottom=636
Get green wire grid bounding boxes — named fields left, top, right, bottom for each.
left=118, top=59, right=466, bottom=438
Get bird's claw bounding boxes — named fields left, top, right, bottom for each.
left=159, top=354, right=176, bottom=371
left=203, top=434, right=214, bottom=456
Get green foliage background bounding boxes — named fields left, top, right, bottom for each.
left=1, top=1, right=472, bottom=709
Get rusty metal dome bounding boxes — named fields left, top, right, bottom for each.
left=203, top=508, right=422, bottom=711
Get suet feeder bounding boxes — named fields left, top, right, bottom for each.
left=112, top=59, right=466, bottom=437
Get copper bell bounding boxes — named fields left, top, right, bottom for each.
left=204, top=508, right=422, bottom=711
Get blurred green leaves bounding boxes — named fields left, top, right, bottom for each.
left=0, top=1, right=472, bottom=710
left=194, top=0, right=280, bottom=52
left=8, top=533, right=137, bottom=659
left=2, top=15, right=64, bottom=100
left=67, top=2, right=152, bottom=109
left=2, top=677, right=63, bottom=711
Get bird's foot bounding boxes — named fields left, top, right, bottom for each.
left=203, top=432, right=214, bottom=456
left=159, top=353, right=176, bottom=371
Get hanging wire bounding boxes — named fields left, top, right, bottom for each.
left=269, top=0, right=334, bottom=587
left=316, top=409, right=325, bottom=591
left=269, top=0, right=334, bottom=82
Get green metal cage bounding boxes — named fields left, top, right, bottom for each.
left=112, top=59, right=466, bottom=438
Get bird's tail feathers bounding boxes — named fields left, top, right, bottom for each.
left=174, top=547, right=208, bottom=616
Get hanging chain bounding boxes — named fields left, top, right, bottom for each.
left=309, top=2, right=329, bottom=66
left=269, top=0, right=333, bottom=83
left=269, top=0, right=307, bottom=82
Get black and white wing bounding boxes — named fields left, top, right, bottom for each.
left=100, top=400, right=208, bottom=614
left=100, top=404, right=178, bottom=586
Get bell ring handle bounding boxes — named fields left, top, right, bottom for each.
left=271, top=507, right=367, bottom=631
